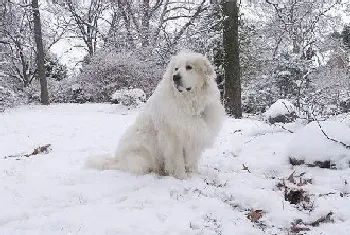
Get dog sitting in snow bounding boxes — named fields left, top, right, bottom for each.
left=86, top=50, right=225, bottom=179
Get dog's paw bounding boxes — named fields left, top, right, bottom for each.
left=185, top=164, right=199, bottom=174
left=185, top=168, right=197, bottom=175
left=172, top=169, right=189, bottom=180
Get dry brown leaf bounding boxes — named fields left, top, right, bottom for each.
left=297, top=178, right=312, bottom=186
left=290, top=225, right=310, bottom=233
left=247, top=210, right=263, bottom=222
left=31, top=144, right=51, bottom=155
left=287, top=170, right=296, bottom=184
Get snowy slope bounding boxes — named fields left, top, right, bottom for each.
left=0, top=104, right=349, bottom=235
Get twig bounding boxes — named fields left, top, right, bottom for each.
left=281, top=101, right=292, bottom=114
left=318, top=192, right=336, bottom=197
left=244, top=132, right=268, bottom=144
left=242, top=164, right=251, bottom=173
left=273, top=123, right=294, bottom=133
left=280, top=125, right=294, bottom=133
left=308, top=212, right=334, bottom=227
left=316, top=120, right=350, bottom=149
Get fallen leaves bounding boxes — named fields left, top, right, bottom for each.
left=287, top=170, right=296, bottom=183
left=286, top=171, right=312, bottom=186
left=31, top=144, right=52, bottom=156
left=247, top=210, right=263, bottom=222
left=290, top=212, right=334, bottom=233
left=290, top=224, right=310, bottom=233
left=289, top=157, right=337, bottom=169
left=4, top=144, right=52, bottom=160
left=309, top=212, right=334, bottom=227
left=276, top=171, right=314, bottom=212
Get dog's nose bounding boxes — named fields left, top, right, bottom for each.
left=173, top=74, right=181, bottom=82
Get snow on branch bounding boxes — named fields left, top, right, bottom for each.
left=316, top=120, right=350, bottom=150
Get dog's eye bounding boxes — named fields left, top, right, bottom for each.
left=186, top=65, right=192, bottom=70
left=174, top=68, right=178, bottom=71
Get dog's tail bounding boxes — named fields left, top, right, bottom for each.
left=84, top=154, right=119, bottom=170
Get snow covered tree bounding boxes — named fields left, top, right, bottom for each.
left=0, top=2, right=36, bottom=87
left=342, top=25, right=350, bottom=49
left=65, top=0, right=211, bottom=103
left=265, top=1, right=341, bottom=102
left=105, top=0, right=208, bottom=63
left=65, top=0, right=108, bottom=57
left=0, top=1, right=69, bottom=107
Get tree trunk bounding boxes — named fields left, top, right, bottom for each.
left=32, top=0, right=49, bottom=105
left=141, top=0, right=150, bottom=46
left=222, top=0, right=242, bottom=118
left=86, top=22, right=94, bottom=56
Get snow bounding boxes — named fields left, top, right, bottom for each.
left=264, top=99, right=296, bottom=118
left=278, top=71, right=291, bottom=76
left=294, top=80, right=302, bottom=87
left=49, top=39, right=87, bottom=76
left=287, top=121, right=350, bottom=168
left=0, top=104, right=349, bottom=235
left=111, top=88, right=146, bottom=106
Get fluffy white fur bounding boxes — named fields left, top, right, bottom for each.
left=85, top=50, right=225, bottom=179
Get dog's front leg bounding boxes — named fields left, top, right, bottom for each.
left=184, top=148, right=201, bottom=174
left=162, top=135, right=187, bottom=179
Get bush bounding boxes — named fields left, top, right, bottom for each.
left=264, top=99, right=297, bottom=124
left=25, top=79, right=93, bottom=104
left=44, top=54, right=68, bottom=81
left=0, top=75, right=27, bottom=111
left=75, top=47, right=164, bottom=103
left=111, top=88, right=146, bottom=106
left=340, top=98, right=350, bottom=113
left=242, top=75, right=277, bottom=114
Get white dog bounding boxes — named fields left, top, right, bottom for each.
left=86, top=50, right=225, bottom=179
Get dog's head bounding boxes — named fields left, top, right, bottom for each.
left=166, top=50, right=216, bottom=94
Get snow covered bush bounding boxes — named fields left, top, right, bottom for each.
left=340, top=98, right=350, bottom=113
left=111, top=88, right=146, bottom=106
left=0, top=75, right=27, bottom=111
left=75, top=47, right=164, bottom=103
left=264, top=99, right=297, bottom=124
left=241, top=75, right=277, bottom=114
left=0, top=86, right=21, bottom=111
left=241, top=66, right=350, bottom=118
left=297, top=68, right=350, bottom=119
left=25, top=79, right=93, bottom=104
left=44, top=53, right=68, bottom=82
left=287, top=121, right=350, bottom=169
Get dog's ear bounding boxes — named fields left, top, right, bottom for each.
left=201, top=58, right=216, bottom=78
left=164, top=57, right=175, bottom=80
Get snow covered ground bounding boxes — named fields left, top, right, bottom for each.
left=0, top=104, right=349, bottom=235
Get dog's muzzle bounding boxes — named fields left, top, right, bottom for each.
left=173, top=74, right=183, bottom=92
left=173, top=74, right=181, bottom=83
left=173, top=75, right=191, bottom=93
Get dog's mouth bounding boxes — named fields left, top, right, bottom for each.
left=176, top=85, right=192, bottom=93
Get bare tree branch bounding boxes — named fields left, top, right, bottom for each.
left=316, top=120, right=350, bottom=149
left=170, top=0, right=207, bottom=48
